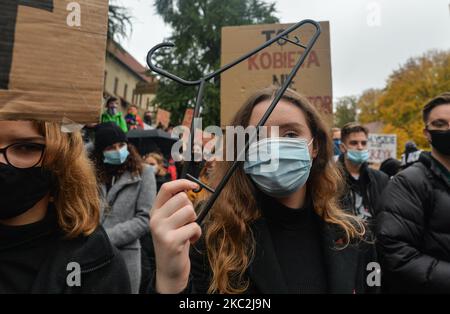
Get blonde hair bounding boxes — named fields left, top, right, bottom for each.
left=145, top=152, right=164, bottom=166
left=202, top=87, right=366, bottom=293
left=37, top=122, right=100, bottom=238
left=144, top=152, right=167, bottom=176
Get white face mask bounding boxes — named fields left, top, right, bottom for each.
left=243, top=137, right=313, bottom=197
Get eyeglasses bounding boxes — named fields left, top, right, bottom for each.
left=427, top=119, right=450, bottom=131
left=0, top=143, right=46, bottom=169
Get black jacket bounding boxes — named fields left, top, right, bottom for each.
left=338, top=154, right=389, bottom=218
left=30, top=226, right=131, bottom=293
left=376, top=152, right=450, bottom=293
left=186, top=216, right=377, bottom=294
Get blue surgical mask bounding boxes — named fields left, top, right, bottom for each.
left=103, top=145, right=129, bottom=165
left=346, top=149, right=369, bottom=164
left=244, top=137, right=313, bottom=197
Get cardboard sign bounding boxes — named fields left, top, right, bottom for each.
left=220, top=22, right=332, bottom=126
left=156, top=108, right=171, bottom=129
left=0, top=0, right=108, bottom=124
left=368, top=134, right=397, bottom=163
left=182, top=108, right=194, bottom=128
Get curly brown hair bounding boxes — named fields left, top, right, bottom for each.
left=94, top=142, right=144, bottom=184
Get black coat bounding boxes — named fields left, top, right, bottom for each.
left=187, top=216, right=377, bottom=294
left=376, top=152, right=450, bottom=293
left=338, top=154, right=389, bottom=218
left=30, top=226, right=131, bottom=293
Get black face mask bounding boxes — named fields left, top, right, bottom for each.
left=428, top=129, right=450, bottom=156
left=0, top=163, right=52, bottom=220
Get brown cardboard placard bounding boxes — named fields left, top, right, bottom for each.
left=182, top=108, right=194, bottom=128
left=0, top=0, right=108, bottom=124
left=156, top=108, right=171, bottom=129
left=220, top=22, right=332, bottom=126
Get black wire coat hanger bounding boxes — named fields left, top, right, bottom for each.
left=147, top=19, right=322, bottom=224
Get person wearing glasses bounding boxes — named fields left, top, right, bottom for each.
left=377, top=93, right=450, bottom=293
left=337, top=122, right=389, bottom=226
left=0, top=120, right=131, bottom=293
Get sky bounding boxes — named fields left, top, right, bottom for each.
left=119, top=0, right=450, bottom=99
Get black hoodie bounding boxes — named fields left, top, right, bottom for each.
left=338, top=154, right=389, bottom=221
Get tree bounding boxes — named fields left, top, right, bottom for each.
left=334, top=96, right=358, bottom=128
left=377, top=50, right=450, bottom=155
left=152, top=0, right=279, bottom=126
left=108, top=1, right=133, bottom=42
left=357, top=88, right=383, bottom=124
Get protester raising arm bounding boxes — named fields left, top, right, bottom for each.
left=149, top=87, right=377, bottom=294
left=149, top=180, right=202, bottom=293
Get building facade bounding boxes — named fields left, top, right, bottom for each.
left=104, top=40, right=158, bottom=116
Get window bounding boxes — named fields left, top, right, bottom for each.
left=120, top=98, right=127, bottom=109
left=124, top=84, right=128, bottom=100
left=104, top=71, right=107, bottom=89
left=114, top=78, right=119, bottom=95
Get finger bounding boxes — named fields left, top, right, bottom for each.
left=166, top=204, right=197, bottom=229
left=172, top=222, right=202, bottom=247
left=189, top=228, right=202, bottom=244
left=158, top=192, right=193, bottom=219
left=153, top=179, right=199, bottom=209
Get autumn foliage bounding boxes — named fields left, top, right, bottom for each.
left=357, top=50, right=450, bottom=157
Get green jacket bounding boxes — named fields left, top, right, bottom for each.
left=101, top=112, right=128, bottom=133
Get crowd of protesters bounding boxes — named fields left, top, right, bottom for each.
left=0, top=90, right=449, bottom=294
